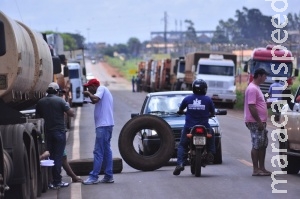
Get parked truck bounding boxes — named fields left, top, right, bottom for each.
left=180, top=52, right=237, bottom=108
left=243, top=45, right=299, bottom=94
left=171, top=57, right=185, bottom=91
left=0, top=11, right=62, bottom=198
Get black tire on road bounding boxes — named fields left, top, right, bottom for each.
left=68, top=157, right=123, bottom=176
left=214, top=139, right=222, bottom=164
left=23, top=123, right=38, bottom=199
left=41, top=167, right=49, bottom=193
left=278, top=132, right=300, bottom=174
left=118, top=115, right=174, bottom=171
left=190, top=157, right=195, bottom=175
left=195, top=148, right=202, bottom=177
left=5, top=144, right=31, bottom=199
left=285, top=155, right=300, bottom=174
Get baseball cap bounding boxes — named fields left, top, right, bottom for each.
left=254, top=68, right=269, bottom=76
left=48, top=82, right=59, bottom=90
left=83, top=78, right=100, bottom=87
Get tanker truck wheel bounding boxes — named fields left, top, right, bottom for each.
left=5, top=144, right=30, bottom=199
left=24, top=124, right=38, bottom=198
left=118, top=115, right=174, bottom=171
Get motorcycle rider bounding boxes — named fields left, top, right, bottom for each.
left=173, top=79, right=216, bottom=176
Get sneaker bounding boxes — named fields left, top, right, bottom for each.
left=48, top=183, right=60, bottom=190
left=173, top=165, right=184, bottom=176
left=100, top=178, right=114, bottom=183
left=57, top=181, right=69, bottom=188
left=82, top=177, right=100, bottom=185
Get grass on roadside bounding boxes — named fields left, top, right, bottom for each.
left=104, top=56, right=141, bottom=81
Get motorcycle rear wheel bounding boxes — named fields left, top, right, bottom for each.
left=195, top=148, right=202, bottom=177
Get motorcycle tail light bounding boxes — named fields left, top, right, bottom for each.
left=195, top=127, right=205, bottom=134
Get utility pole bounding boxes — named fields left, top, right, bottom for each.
left=164, top=11, right=168, bottom=54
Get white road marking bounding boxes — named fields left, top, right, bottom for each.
left=71, top=107, right=82, bottom=199
left=72, top=107, right=81, bottom=160
left=70, top=183, right=82, bottom=199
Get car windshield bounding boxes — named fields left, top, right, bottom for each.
left=145, top=94, right=187, bottom=114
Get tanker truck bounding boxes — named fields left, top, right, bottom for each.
left=0, top=11, right=62, bottom=198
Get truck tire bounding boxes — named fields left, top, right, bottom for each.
left=68, top=157, right=123, bottom=176
left=28, top=137, right=38, bottom=199
left=41, top=167, right=49, bottom=193
left=118, top=115, right=174, bottom=171
left=24, top=124, right=38, bottom=199
left=5, top=144, right=30, bottom=199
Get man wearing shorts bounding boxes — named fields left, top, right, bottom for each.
left=244, top=68, right=271, bottom=176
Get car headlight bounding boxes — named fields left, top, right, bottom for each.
left=212, top=127, right=220, bottom=135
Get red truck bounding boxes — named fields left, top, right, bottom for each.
left=243, top=45, right=299, bottom=94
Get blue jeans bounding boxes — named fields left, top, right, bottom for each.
left=46, top=130, right=66, bottom=185
left=89, top=126, right=113, bottom=179
left=177, top=126, right=215, bottom=166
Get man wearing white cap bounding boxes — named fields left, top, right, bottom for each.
left=36, top=82, right=75, bottom=189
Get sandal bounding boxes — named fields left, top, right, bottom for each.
left=252, top=171, right=271, bottom=176
left=72, top=177, right=83, bottom=183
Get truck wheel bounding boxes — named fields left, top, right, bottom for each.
left=214, top=140, right=222, bottom=164
left=118, top=115, right=174, bottom=171
left=28, top=137, right=38, bottom=199
left=41, top=167, right=49, bottom=193
left=5, top=144, right=30, bottom=199
left=24, top=124, right=38, bottom=198
left=68, top=157, right=123, bottom=176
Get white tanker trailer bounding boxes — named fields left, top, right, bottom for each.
left=0, top=11, right=61, bottom=198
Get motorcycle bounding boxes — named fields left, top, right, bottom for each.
left=186, top=125, right=213, bottom=177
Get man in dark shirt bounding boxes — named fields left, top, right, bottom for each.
left=36, top=82, right=74, bottom=189
left=173, top=79, right=215, bottom=176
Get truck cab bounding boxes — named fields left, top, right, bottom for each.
left=195, top=54, right=236, bottom=108
left=67, top=62, right=84, bottom=106
left=244, top=45, right=299, bottom=94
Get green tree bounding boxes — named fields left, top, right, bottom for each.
left=184, top=19, right=198, bottom=50
left=60, top=33, right=77, bottom=51
left=127, top=37, right=141, bottom=58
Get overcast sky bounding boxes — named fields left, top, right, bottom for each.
left=1, top=0, right=299, bottom=44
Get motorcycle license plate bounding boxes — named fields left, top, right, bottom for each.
left=193, top=136, right=206, bottom=145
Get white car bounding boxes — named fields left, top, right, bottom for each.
left=86, top=72, right=95, bottom=81
left=278, top=88, right=300, bottom=174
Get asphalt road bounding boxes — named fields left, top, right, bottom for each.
left=40, top=60, right=300, bottom=199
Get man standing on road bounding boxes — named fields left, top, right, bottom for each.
left=244, top=68, right=271, bottom=176
left=268, top=80, right=283, bottom=121
left=82, top=78, right=115, bottom=185
left=36, top=82, right=75, bottom=189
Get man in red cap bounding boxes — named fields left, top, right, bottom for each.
left=82, top=79, right=115, bottom=185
